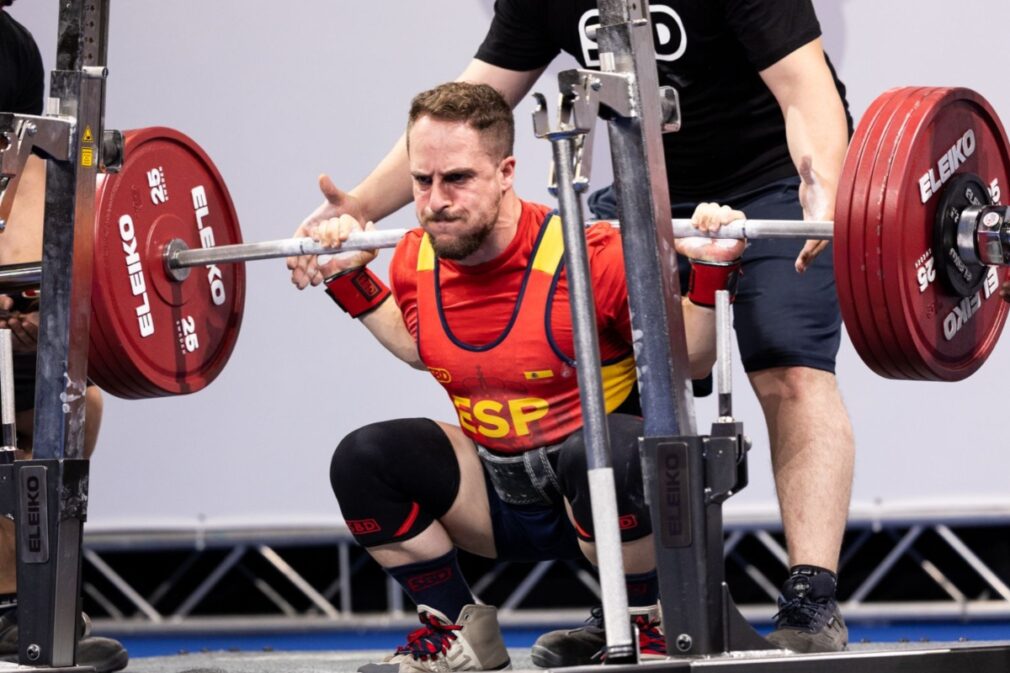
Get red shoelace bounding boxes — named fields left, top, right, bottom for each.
left=394, top=612, right=462, bottom=661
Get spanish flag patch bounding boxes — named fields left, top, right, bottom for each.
left=524, top=369, right=555, bottom=381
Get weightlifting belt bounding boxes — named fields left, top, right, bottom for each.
left=477, top=443, right=563, bottom=506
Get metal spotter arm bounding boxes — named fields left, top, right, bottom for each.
left=532, top=90, right=636, bottom=662
left=716, top=290, right=733, bottom=419
left=0, top=329, right=17, bottom=458
left=12, top=1, right=111, bottom=670
left=590, top=0, right=771, bottom=656
left=708, top=292, right=751, bottom=507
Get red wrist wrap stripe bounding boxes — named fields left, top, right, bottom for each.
left=324, top=267, right=391, bottom=318
left=687, top=260, right=741, bottom=308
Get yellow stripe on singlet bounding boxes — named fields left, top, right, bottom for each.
left=531, top=215, right=565, bottom=275
left=601, top=356, right=637, bottom=412
left=417, top=234, right=436, bottom=271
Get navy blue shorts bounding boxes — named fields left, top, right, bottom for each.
left=485, top=473, right=583, bottom=563
left=485, top=413, right=647, bottom=563
left=589, top=177, right=842, bottom=373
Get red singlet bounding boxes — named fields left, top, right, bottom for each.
left=389, top=201, right=635, bottom=453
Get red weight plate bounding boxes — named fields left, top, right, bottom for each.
left=88, top=323, right=151, bottom=399
left=834, top=88, right=895, bottom=375
left=880, top=88, right=1010, bottom=380
left=846, top=88, right=925, bottom=378
left=88, top=292, right=161, bottom=398
left=835, top=88, right=921, bottom=378
left=859, top=88, right=940, bottom=379
left=90, top=127, right=245, bottom=398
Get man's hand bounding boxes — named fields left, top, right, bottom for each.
left=676, top=202, right=747, bottom=263
left=287, top=174, right=367, bottom=289
left=1, top=311, right=39, bottom=353
left=311, top=214, right=380, bottom=276
left=796, top=156, right=832, bottom=273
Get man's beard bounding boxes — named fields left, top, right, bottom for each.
left=423, top=202, right=499, bottom=260
left=427, top=218, right=495, bottom=260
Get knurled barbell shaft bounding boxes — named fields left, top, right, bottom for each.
left=166, top=218, right=836, bottom=273
left=0, top=218, right=840, bottom=292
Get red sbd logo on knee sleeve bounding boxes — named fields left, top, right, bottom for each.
left=406, top=568, right=453, bottom=592
left=347, top=519, right=382, bottom=535
left=619, top=514, right=639, bottom=530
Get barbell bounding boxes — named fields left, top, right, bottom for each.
left=5, top=86, right=1010, bottom=398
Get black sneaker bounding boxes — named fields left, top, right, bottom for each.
left=767, top=569, right=848, bottom=653
left=530, top=604, right=665, bottom=667
left=0, top=609, right=128, bottom=673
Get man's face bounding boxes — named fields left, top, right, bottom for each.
left=408, top=116, right=511, bottom=260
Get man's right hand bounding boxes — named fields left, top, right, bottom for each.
left=287, top=174, right=367, bottom=289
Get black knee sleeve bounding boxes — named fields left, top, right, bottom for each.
left=555, top=413, right=651, bottom=543
left=330, top=418, right=460, bottom=547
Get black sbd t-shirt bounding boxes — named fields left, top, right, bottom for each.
left=476, top=0, right=852, bottom=200
left=0, top=10, right=44, bottom=115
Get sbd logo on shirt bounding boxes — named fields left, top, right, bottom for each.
left=428, top=367, right=452, bottom=383
left=578, top=5, right=687, bottom=66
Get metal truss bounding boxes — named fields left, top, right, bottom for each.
left=80, top=505, right=1010, bottom=633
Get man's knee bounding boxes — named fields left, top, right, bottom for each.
left=750, top=366, right=839, bottom=403
left=83, top=386, right=103, bottom=459
left=557, top=414, right=650, bottom=542
left=330, top=418, right=462, bottom=546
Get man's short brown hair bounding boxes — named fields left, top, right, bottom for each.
left=407, top=82, right=514, bottom=161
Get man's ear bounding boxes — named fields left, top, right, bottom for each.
left=499, top=155, right=517, bottom=189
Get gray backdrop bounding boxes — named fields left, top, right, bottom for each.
left=7, top=1, right=1010, bottom=530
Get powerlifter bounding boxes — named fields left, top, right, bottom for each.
left=289, top=82, right=744, bottom=672
left=291, top=0, right=854, bottom=659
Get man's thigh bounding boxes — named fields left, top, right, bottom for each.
left=432, top=422, right=498, bottom=558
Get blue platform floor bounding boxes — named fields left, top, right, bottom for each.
left=110, top=621, right=1010, bottom=659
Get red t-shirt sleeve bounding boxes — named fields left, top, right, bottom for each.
left=388, top=230, right=424, bottom=341
left=585, top=222, right=632, bottom=343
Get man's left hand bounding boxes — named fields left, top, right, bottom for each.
left=675, top=202, right=746, bottom=263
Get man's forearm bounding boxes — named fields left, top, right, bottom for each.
left=761, top=39, right=849, bottom=218
left=349, top=134, right=415, bottom=224
left=682, top=299, right=717, bottom=379
left=359, top=298, right=425, bottom=370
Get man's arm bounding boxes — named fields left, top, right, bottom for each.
left=603, top=205, right=745, bottom=379
left=358, top=298, right=424, bottom=370
left=759, top=38, right=849, bottom=272
left=312, top=214, right=424, bottom=369
left=288, top=60, right=544, bottom=289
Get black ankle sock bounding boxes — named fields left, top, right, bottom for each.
left=388, top=549, right=473, bottom=621
left=625, top=569, right=659, bottom=607
left=785, top=565, right=838, bottom=599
